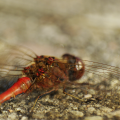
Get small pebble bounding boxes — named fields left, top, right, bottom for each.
left=84, top=94, right=92, bottom=99
left=21, top=116, right=28, bottom=120
left=87, top=107, right=96, bottom=114
left=8, top=113, right=18, bottom=120
left=84, top=116, right=103, bottom=120
left=70, top=110, right=84, bottom=117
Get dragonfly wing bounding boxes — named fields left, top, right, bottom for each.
left=0, top=41, right=36, bottom=92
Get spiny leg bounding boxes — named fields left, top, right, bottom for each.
left=30, top=88, right=56, bottom=112
left=63, top=83, right=90, bottom=102
left=63, top=88, right=84, bottom=102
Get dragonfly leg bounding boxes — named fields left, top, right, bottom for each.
left=63, top=86, right=83, bottom=102
left=30, top=88, right=57, bottom=112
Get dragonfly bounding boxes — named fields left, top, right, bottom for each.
left=0, top=41, right=120, bottom=111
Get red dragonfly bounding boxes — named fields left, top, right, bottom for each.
left=0, top=41, right=120, bottom=110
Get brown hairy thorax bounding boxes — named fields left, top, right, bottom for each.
left=22, top=54, right=85, bottom=91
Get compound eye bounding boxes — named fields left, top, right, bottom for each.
left=76, top=61, right=83, bottom=70
left=62, top=54, right=85, bottom=81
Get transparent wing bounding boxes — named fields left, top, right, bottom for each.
left=0, top=41, right=36, bottom=92
left=0, top=40, right=120, bottom=109
left=64, top=59, right=120, bottom=109
left=83, top=60, right=120, bottom=82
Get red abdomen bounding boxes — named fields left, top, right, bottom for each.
left=0, top=77, right=31, bottom=103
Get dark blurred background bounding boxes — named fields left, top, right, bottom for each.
left=0, top=0, right=120, bottom=66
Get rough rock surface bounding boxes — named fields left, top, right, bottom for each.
left=0, top=0, right=120, bottom=120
